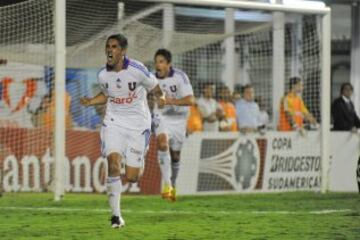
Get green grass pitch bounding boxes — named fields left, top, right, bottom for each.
left=0, top=192, right=359, bottom=240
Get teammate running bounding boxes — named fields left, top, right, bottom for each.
left=152, top=49, right=195, bottom=202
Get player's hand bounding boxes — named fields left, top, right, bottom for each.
left=297, top=127, right=307, bottom=137
left=157, top=95, right=166, bottom=109
left=165, top=97, right=176, bottom=106
left=80, top=97, right=92, bottom=107
left=206, top=113, right=217, bottom=123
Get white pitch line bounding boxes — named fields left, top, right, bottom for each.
left=310, top=209, right=353, bottom=214
left=0, top=207, right=353, bottom=215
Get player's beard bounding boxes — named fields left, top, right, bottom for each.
left=107, top=55, right=121, bottom=69
left=107, top=56, right=116, bottom=67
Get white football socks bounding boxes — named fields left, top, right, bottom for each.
left=107, top=176, right=122, bottom=217
left=171, top=161, right=180, bottom=187
left=158, top=150, right=172, bottom=186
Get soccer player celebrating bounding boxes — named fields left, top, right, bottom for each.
left=80, top=34, right=164, bottom=228
left=153, top=49, right=195, bottom=201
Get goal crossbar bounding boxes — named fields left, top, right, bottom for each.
left=138, top=0, right=330, bottom=15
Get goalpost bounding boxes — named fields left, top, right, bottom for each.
left=0, top=0, right=330, bottom=200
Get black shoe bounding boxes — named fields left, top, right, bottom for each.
left=110, top=215, right=125, bottom=228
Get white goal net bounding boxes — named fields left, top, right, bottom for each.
left=0, top=0, right=330, bottom=196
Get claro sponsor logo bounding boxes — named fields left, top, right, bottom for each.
left=110, top=92, right=137, bottom=104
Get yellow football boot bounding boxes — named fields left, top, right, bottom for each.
left=161, top=184, right=173, bottom=200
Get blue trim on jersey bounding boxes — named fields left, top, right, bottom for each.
left=174, top=69, right=190, bottom=84
left=169, top=67, right=175, bottom=77
left=123, top=56, right=130, bottom=69
left=155, top=67, right=175, bottom=79
left=129, top=61, right=150, bottom=77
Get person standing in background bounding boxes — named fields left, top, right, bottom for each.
left=331, top=82, right=360, bottom=131
left=278, top=77, right=317, bottom=131
left=217, top=85, right=237, bottom=132
left=197, top=83, right=222, bottom=131
left=235, top=84, right=261, bottom=133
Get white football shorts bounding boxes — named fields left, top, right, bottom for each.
left=154, top=117, right=187, bottom=151
left=100, top=123, right=151, bottom=168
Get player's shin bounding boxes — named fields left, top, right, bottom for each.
left=171, top=159, right=180, bottom=187
left=106, top=176, right=122, bottom=217
left=158, top=150, right=173, bottom=199
left=158, top=150, right=172, bottom=186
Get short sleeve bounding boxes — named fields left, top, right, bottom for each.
left=129, top=60, right=158, bottom=91
left=141, top=71, right=158, bottom=91
left=300, top=99, right=309, bottom=114
left=178, top=72, right=194, bottom=97
left=97, top=69, right=108, bottom=96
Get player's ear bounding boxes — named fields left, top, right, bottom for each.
left=121, top=47, right=127, bottom=56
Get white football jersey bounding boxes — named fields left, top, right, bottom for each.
left=155, top=67, right=194, bottom=122
left=98, top=57, right=158, bottom=130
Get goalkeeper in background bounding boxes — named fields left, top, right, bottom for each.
left=152, top=49, right=195, bottom=201
left=278, top=77, right=317, bottom=131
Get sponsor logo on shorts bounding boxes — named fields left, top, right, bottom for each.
left=130, top=147, right=142, bottom=155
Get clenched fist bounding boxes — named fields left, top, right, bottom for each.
left=157, top=95, right=166, bottom=109
left=80, top=97, right=92, bottom=107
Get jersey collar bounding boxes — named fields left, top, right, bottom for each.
left=123, top=56, right=129, bottom=69
left=106, top=56, right=129, bottom=71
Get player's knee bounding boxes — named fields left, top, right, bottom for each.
left=108, top=163, right=120, bottom=176
left=171, top=154, right=180, bottom=163
left=108, top=152, right=121, bottom=162
left=170, top=151, right=180, bottom=162
left=107, top=154, right=121, bottom=176
left=158, top=142, right=168, bottom=151
left=157, top=135, right=168, bottom=151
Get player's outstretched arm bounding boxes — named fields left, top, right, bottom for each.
left=165, top=95, right=195, bottom=106
left=80, top=92, right=108, bottom=107
left=151, top=84, right=166, bottom=108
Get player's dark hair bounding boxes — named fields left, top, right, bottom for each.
left=107, top=33, right=128, bottom=49
left=202, top=82, right=214, bottom=89
left=217, top=84, right=228, bottom=93
left=154, top=48, right=172, bottom=63
left=241, top=84, right=253, bottom=94
left=340, top=82, right=353, bottom=94
left=289, top=77, right=302, bottom=90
